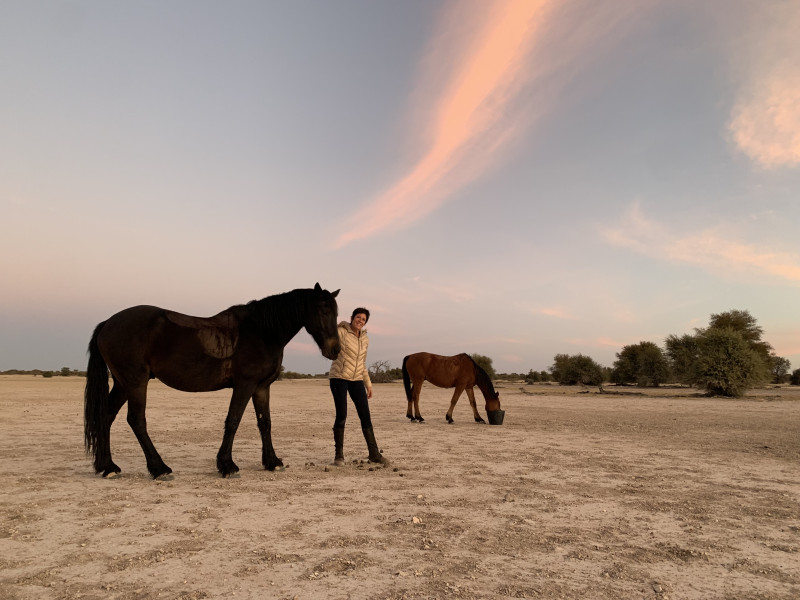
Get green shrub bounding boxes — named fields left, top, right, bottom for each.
left=693, top=328, right=768, bottom=397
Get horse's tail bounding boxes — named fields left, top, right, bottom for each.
left=402, top=355, right=412, bottom=402
left=84, top=321, right=109, bottom=465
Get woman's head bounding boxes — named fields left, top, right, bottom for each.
left=350, top=307, right=370, bottom=331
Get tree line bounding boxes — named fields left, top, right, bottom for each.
left=0, top=367, right=86, bottom=378
left=7, top=310, right=795, bottom=397
left=539, top=309, right=797, bottom=397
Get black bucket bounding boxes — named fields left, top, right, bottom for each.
left=487, top=410, right=505, bottom=425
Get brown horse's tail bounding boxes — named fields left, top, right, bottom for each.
left=402, top=355, right=412, bottom=402
left=84, top=321, right=109, bottom=466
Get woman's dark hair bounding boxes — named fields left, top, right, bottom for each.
left=351, top=307, right=370, bottom=323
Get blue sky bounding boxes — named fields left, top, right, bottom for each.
left=2, top=0, right=799, bottom=375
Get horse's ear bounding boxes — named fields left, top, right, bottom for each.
left=331, top=289, right=340, bottom=298
left=314, top=283, right=322, bottom=292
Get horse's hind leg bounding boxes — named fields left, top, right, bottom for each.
left=95, top=383, right=127, bottom=478
left=126, top=384, right=172, bottom=480
left=412, top=382, right=424, bottom=422
left=407, top=381, right=423, bottom=422
left=466, top=387, right=485, bottom=423
left=446, top=387, right=465, bottom=424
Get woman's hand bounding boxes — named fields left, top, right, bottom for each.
left=367, top=387, right=373, bottom=399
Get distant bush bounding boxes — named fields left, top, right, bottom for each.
left=693, top=328, right=768, bottom=397
left=612, top=341, right=670, bottom=387
left=550, top=353, right=605, bottom=387
left=525, top=369, right=541, bottom=383
left=281, top=371, right=317, bottom=379
left=470, top=354, right=496, bottom=380
left=369, top=360, right=402, bottom=383
left=770, top=355, right=792, bottom=384
left=666, top=309, right=773, bottom=396
left=790, top=369, right=800, bottom=386
left=665, top=334, right=699, bottom=385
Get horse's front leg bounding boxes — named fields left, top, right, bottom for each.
left=252, top=385, right=284, bottom=471
left=446, top=387, right=465, bottom=424
left=217, top=384, right=254, bottom=478
left=466, top=387, right=485, bottom=423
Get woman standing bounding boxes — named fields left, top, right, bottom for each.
left=328, top=307, right=389, bottom=467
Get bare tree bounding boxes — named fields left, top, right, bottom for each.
left=369, top=360, right=395, bottom=383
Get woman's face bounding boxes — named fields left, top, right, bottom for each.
left=351, top=312, right=367, bottom=332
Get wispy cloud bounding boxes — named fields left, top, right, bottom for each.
left=528, top=306, right=578, bottom=320
left=333, top=0, right=553, bottom=248
left=332, top=0, right=656, bottom=248
left=409, top=276, right=474, bottom=303
left=602, top=203, right=800, bottom=283
left=728, top=3, right=800, bottom=168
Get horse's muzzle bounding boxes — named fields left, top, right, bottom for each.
left=323, top=339, right=341, bottom=360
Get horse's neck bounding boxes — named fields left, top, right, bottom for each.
left=250, top=292, right=307, bottom=347
left=474, top=371, right=495, bottom=399
left=475, top=379, right=491, bottom=398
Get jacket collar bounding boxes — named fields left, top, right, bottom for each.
left=339, top=320, right=367, bottom=335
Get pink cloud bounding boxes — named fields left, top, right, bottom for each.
left=333, top=0, right=553, bottom=248
left=728, top=4, right=800, bottom=168
left=601, top=203, right=800, bottom=283
left=534, top=307, right=578, bottom=320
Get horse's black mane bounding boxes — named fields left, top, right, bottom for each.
left=469, top=356, right=497, bottom=395
left=238, top=288, right=313, bottom=336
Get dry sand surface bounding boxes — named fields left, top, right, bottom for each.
left=1, top=375, right=799, bottom=600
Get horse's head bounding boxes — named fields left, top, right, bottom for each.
left=305, top=283, right=341, bottom=360
left=484, top=392, right=501, bottom=412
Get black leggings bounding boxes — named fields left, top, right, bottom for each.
left=329, top=378, right=372, bottom=430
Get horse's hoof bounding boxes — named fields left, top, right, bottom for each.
left=102, top=471, right=121, bottom=479
left=155, top=473, right=174, bottom=482
left=222, top=472, right=240, bottom=479
left=417, top=417, right=425, bottom=423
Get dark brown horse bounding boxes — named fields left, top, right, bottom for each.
left=402, top=352, right=501, bottom=423
left=84, top=284, right=340, bottom=480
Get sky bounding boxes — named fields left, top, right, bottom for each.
left=2, top=0, right=799, bottom=376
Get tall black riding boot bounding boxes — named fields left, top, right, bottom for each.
left=333, top=427, right=345, bottom=467
left=362, top=426, right=390, bottom=466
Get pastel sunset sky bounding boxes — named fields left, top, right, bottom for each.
left=2, top=0, right=799, bottom=375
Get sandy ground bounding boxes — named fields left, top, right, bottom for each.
left=1, top=375, right=799, bottom=600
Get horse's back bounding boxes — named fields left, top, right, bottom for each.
left=405, top=352, right=473, bottom=388
left=96, top=305, right=239, bottom=390
left=99, top=305, right=168, bottom=350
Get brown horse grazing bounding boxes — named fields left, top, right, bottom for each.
left=84, top=284, right=340, bottom=480
left=402, top=352, right=501, bottom=424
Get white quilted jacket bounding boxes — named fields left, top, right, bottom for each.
left=328, top=321, right=371, bottom=388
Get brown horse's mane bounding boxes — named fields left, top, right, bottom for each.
left=470, top=356, right=497, bottom=396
